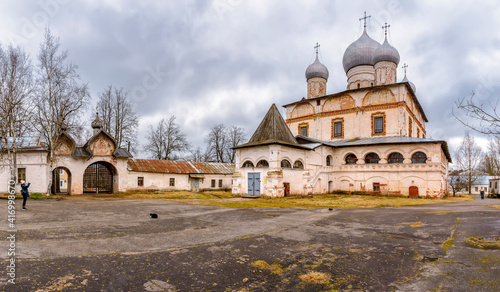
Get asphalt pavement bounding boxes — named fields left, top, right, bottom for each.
left=0, top=196, right=499, bottom=291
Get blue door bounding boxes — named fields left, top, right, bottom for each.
left=248, top=173, right=260, bottom=196
left=191, top=178, right=199, bottom=192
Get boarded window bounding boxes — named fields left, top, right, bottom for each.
left=18, top=168, right=26, bottom=183
left=242, top=161, right=254, bottom=168
left=219, top=179, right=222, bottom=188
left=138, top=177, right=144, bottom=186
left=211, top=179, right=216, bottom=188
left=334, top=122, right=342, bottom=137
left=256, top=160, right=269, bottom=168
left=293, top=161, right=304, bottom=169
left=475, top=187, right=478, bottom=192
left=170, top=178, right=175, bottom=187
left=281, top=160, right=291, bottom=168
left=374, top=117, right=384, bottom=133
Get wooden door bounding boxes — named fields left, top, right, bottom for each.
left=409, top=186, right=419, bottom=198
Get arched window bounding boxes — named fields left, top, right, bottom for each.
left=242, top=161, right=254, bottom=168
left=412, top=152, right=427, bottom=164
left=293, top=160, right=304, bottom=169
left=281, top=159, right=291, bottom=168
left=388, top=152, right=404, bottom=164
left=346, top=154, right=357, bottom=164
left=256, top=160, right=269, bottom=168
left=326, top=155, right=332, bottom=166
left=365, top=153, right=380, bottom=164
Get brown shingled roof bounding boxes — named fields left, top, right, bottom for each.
left=234, top=104, right=309, bottom=150
left=127, top=159, right=234, bottom=174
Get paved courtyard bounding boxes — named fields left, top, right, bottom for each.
left=1, top=196, right=499, bottom=291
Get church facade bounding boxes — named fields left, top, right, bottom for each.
left=232, top=21, right=451, bottom=198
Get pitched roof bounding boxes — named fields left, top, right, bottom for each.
left=0, top=136, right=47, bottom=151
left=234, top=104, right=310, bottom=150
left=296, top=135, right=452, bottom=162
left=127, top=159, right=235, bottom=174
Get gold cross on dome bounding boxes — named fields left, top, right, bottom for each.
left=382, top=22, right=390, bottom=35
left=359, top=11, right=371, bottom=28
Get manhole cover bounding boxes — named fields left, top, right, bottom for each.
left=467, top=236, right=500, bottom=249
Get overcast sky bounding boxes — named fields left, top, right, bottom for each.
left=1, top=0, right=499, bottom=158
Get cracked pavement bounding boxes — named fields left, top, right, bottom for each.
left=0, top=196, right=499, bottom=291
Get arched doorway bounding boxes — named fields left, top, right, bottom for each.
left=83, top=162, right=115, bottom=194
left=52, top=167, right=71, bottom=195
left=409, top=186, right=419, bottom=198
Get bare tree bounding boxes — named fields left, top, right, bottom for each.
left=96, top=85, right=139, bottom=152
left=0, top=44, right=34, bottom=185
left=205, top=124, right=245, bottom=163
left=448, top=170, right=469, bottom=197
left=144, top=116, right=190, bottom=160
left=484, top=136, right=500, bottom=175
left=33, top=28, right=90, bottom=196
left=205, top=124, right=227, bottom=163
left=226, top=125, right=246, bottom=163
left=189, top=146, right=212, bottom=162
left=454, top=92, right=500, bottom=135
left=454, top=132, right=483, bottom=194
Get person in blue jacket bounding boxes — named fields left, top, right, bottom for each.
left=20, top=180, right=30, bottom=210
left=480, top=187, right=485, bottom=200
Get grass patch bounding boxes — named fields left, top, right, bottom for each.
left=488, top=205, right=500, bottom=209
left=442, top=237, right=455, bottom=250
left=467, top=236, right=500, bottom=250
left=188, top=193, right=473, bottom=209
left=55, top=191, right=474, bottom=209
left=298, top=271, right=331, bottom=284
left=79, top=190, right=235, bottom=200
left=398, top=221, right=424, bottom=228
left=250, top=260, right=283, bottom=276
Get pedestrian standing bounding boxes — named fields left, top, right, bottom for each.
left=20, top=180, right=31, bottom=210
left=480, top=187, right=485, bottom=200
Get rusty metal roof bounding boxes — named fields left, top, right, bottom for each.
left=127, top=159, right=235, bottom=174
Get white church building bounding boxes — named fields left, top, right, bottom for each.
left=0, top=117, right=234, bottom=195
left=231, top=20, right=451, bottom=198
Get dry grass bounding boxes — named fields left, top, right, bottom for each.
left=489, top=205, right=500, bottom=209
left=250, top=260, right=283, bottom=275
left=299, top=271, right=331, bottom=284
left=78, top=191, right=234, bottom=200
left=186, top=193, right=473, bottom=209
left=61, top=191, right=474, bottom=209
left=398, top=221, right=424, bottom=228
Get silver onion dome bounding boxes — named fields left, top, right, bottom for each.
left=91, top=113, right=103, bottom=129
left=342, top=29, right=381, bottom=73
left=305, top=55, right=329, bottom=80
left=402, top=74, right=416, bottom=93
left=372, top=36, right=400, bottom=65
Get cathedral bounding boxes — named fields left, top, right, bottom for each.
left=232, top=19, right=451, bottom=198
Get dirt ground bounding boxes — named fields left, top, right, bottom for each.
left=0, top=196, right=499, bottom=291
